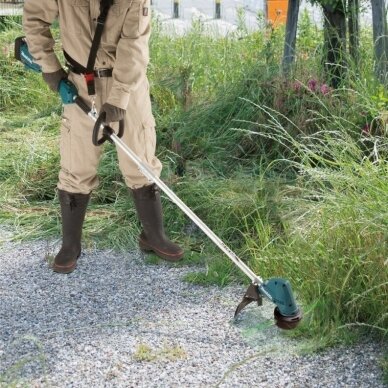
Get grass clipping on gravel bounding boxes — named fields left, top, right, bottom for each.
left=133, top=342, right=187, bottom=362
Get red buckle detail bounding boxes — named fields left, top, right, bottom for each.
left=84, top=72, right=95, bottom=83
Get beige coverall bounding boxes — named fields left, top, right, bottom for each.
left=23, top=0, right=162, bottom=194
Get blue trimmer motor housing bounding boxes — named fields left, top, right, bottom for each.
left=260, top=278, right=302, bottom=330
left=235, top=278, right=302, bottom=330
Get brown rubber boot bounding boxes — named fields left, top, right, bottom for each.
left=131, top=184, right=184, bottom=262
left=52, top=189, right=90, bottom=274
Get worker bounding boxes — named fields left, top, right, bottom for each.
left=23, top=0, right=184, bottom=274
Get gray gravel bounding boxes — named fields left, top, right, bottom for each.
left=0, top=237, right=386, bottom=387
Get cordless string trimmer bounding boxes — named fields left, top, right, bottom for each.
left=15, top=37, right=302, bottom=330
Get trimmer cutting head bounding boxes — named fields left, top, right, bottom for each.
left=235, top=278, right=302, bottom=330
left=274, top=307, right=302, bottom=330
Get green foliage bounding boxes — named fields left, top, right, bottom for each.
left=242, top=126, right=388, bottom=340
left=0, top=15, right=22, bottom=32
left=0, top=19, right=58, bottom=112
left=382, top=353, right=388, bottom=384
left=371, top=85, right=388, bottom=111
left=297, top=9, right=323, bottom=50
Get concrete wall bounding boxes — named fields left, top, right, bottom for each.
left=0, top=1, right=23, bottom=16
left=0, top=0, right=373, bottom=28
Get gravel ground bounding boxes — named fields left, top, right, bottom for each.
left=0, top=238, right=386, bottom=387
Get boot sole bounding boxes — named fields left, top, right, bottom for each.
left=52, top=252, right=80, bottom=274
left=139, top=239, right=184, bottom=262
left=52, top=260, right=77, bottom=274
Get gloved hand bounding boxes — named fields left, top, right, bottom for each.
left=42, top=68, right=68, bottom=92
left=100, top=102, right=126, bottom=123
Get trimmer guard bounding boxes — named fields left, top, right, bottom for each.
left=234, top=284, right=263, bottom=317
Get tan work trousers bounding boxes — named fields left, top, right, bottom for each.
left=57, top=72, right=162, bottom=194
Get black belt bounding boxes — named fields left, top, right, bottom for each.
left=67, top=63, right=113, bottom=78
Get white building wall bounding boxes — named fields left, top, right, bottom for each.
left=0, top=0, right=374, bottom=31
left=152, top=0, right=372, bottom=35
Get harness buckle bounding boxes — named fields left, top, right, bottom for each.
left=84, top=72, right=95, bottom=83
left=84, top=72, right=96, bottom=96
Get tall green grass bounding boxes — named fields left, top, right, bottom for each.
left=236, top=101, right=387, bottom=341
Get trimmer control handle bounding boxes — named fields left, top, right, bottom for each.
left=92, top=111, right=124, bottom=146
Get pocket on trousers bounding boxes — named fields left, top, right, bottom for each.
left=142, top=118, right=157, bottom=163
left=142, top=115, right=156, bottom=129
left=59, top=116, right=72, bottom=173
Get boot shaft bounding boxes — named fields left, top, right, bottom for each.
left=130, top=184, right=164, bottom=238
left=130, top=184, right=183, bottom=262
left=58, top=189, right=90, bottom=248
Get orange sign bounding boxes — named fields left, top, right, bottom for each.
left=267, top=0, right=289, bottom=26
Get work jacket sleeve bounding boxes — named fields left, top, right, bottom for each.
left=106, top=0, right=151, bottom=110
left=22, top=0, right=62, bottom=73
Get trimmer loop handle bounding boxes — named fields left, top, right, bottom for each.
left=92, top=111, right=124, bottom=146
